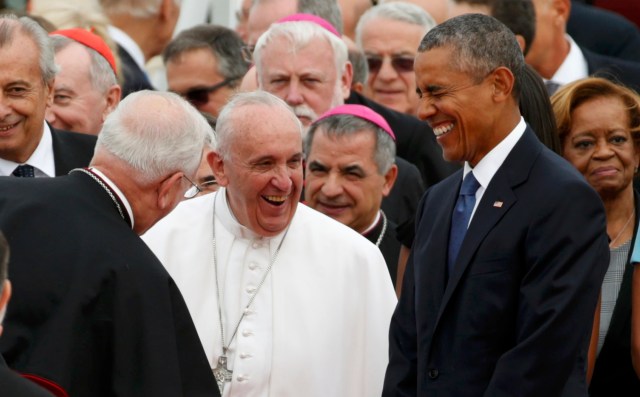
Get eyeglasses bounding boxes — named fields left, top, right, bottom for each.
left=183, top=175, right=202, bottom=199
left=178, top=77, right=240, bottom=107
left=241, top=44, right=255, bottom=64
left=366, top=55, right=415, bottom=74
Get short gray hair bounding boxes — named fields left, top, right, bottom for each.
left=305, top=115, right=396, bottom=174
left=96, top=90, right=212, bottom=183
left=163, top=24, right=249, bottom=86
left=355, top=2, right=436, bottom=48
left=0, top=14, right=58, bottom=84
left=253, top=20, right=348, bottom=86
left=297, top=0, right=344, bottom=35
left=419, top=13, right=524, bottom=98
left=99, top=0, right=181, bottom=18
left=215, top=91, right=302, bottom=161
left=50, top=35, right=117, bottom=94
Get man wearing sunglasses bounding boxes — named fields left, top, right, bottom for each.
left=355, top=1, right=435, bottom=116
left=164, top=24, right=250, bottom=117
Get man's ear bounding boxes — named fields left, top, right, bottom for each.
left=515, top=34, right=526, bottom=54
left=490, top=66, right=515, bottom=103
left=156, top=171, right=183, bottom=210
left=45, top=80, right=55, bottom=108
left=341, top=61, right=354, bottom=100
left=552, top=0, right=571, bottom=24
left=381, top=164, right=398, bottom=197
left=102, top=85, right=122, bottom=122
left=209, top=151, right=230, bottom=187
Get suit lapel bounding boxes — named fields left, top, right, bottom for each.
left=437, top=128, right=542, bottom=320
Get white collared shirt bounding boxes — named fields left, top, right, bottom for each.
left=108, top=25, right=147, bottom=68
left=0, top=122, right=55, bottom=177
left=463, top=117, right=527, bottom=223
left=90, top=167, right=135, bottom=230
left=550, top=35, right=589, bottom=86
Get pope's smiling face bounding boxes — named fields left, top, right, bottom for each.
left=213, top=103, right=304, bottom=237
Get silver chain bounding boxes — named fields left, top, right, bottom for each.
left=375, top=210, right=388, bottom=247
left=70, top=168, right=125, bottom=221
left=212, top=194, right=290, bottom=356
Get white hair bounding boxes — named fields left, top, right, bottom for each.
left=253, top=20, right=349, bottom=87
left=355, top=2, right=436, bottom=48
left=99, top=0, right=181, bottom=18
left=96, top=90, right=211, bottom=183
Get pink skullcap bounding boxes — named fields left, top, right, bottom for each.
left=277, top=13, right=341, bottom=38
left=50, top=28, right=117, bottom=76
left=315, top=104, right=396, bottom=141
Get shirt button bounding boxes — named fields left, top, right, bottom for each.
left=252, top=241, right=262, bottom=249
left=428, top=369, right=439, bottom=379
left=237, top=374, right=250, bottom=382
left=239, top=352, right=252, bottom=359
left=242, top=329, right=254, bottom=337
left=246, top=285, right=256, bottom=293
left=248, top=262, right=258, bottom=270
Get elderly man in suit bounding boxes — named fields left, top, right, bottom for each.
left=383, top=14, right=610, bottom=396
left=0, top=15, right=96, bottom=178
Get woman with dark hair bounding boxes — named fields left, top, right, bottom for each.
left=551, top=76, right=640, bottom=396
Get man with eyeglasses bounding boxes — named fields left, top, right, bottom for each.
left=0, top=90, right=219, bottom=397
left=355, top=1, right=435, bottom=116
left=164, top=24, right=250, bottom=117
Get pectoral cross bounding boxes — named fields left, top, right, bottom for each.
left=213, top=355, right=233, bottom=394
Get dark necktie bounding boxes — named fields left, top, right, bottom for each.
left=12, top=164, right=35, bottom=177
left=448, top=172, right=481, bottom=276
left=545, top=80, right=561, bottom=96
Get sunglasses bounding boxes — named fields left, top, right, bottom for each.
left=366, top=55, right=415, bottom=74
left=179, top=77, right=241, bottom=107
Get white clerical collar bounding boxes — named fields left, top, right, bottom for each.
left=90, top=167, right=135, bottom=229
left=550, top=35, right=589, bottom=86
left=0, top=122, right=55, bottom=177
left=108, top=25, right=146, bottom=68
left=464, top=116, right=527, bottom=190
left=214, top=187, right=285, bottom=241
left=361, top=211, right=382, bottom=236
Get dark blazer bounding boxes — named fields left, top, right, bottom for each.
left=0, top=356, right=55, bottom=397
left=569, top=2, right=640, bottom=63
left=346, top=91, right=459, bottom=187
left=382, top=157, right=425, bottom=227
left=50, top=127, right=96, bottom=176
left=383, top=128, right=610, bottom=397
left=0, top=173, right=219, bottom=397
left=117, top=45, right=154, bottom=98
left=584, top=46, right=640, bottom=92
left=589, top=191, right=640, bottom=396
left=363, top=212, right=401, bottom=287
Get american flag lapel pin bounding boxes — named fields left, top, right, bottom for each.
left=493, top=201, right=503, bottom=208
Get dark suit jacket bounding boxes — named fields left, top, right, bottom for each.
left=0, top=356, right=55, bottom=397
left=50, top=127, right=96, bottom=176
left=589, top=191, right=640, bottom=396
left=346, top=91, right=459, bottom=187
left=569, top=2, right=640, bottom=63
left=382, top=157, right=425, bottom=227
left=383, top=128, right=610, bottom=397
left=117, top=45, right=154, bottom=98
left=363, top=212, right=401, bottom=287
left=584, top=46, right=640, bottom=92
left=0, top=173, right=219, bottom=397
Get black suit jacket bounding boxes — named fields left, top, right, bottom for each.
left=0, top=356, right=54, bottom=397
left=382, top=157, right=425, bottom=227
left=0, top=173, right=219, bottom=397
left=50, top=127, right=96, bottom=176
left=589, top=191, right=640, bottom=396
left=568, top=2, right=640, bottom=63
left=346, top=92, right=459, bottom=187
left=383, top=128, right=610, bottom=396
left=584, top=46, right=640, bottom=92
left=118, top=45, right=154, bottom=98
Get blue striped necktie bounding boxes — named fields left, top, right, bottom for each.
left=448, top=172, right=480, bottom=276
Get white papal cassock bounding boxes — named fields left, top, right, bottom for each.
left=142, top=188, right=397, bottom=397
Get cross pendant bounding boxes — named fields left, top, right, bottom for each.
left=212, top=355, right=233, bottom=395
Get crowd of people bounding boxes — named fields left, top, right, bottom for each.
left=0, top=0, right=639, bottom=396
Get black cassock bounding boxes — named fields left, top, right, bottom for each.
left=0, top=172, right=219, bottom=397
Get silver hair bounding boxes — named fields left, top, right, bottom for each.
left=419, top=13, right=524, bottom=98
left=253, top=20, right=348, bottom=87
left=99, top=0, right=181, bottom=18
left=95, top=90, right=211, bottom=183
left=215, top=91, right=302, bottom=161
left=355, top=2, right=436, bottom=48
left=50, top=35, right=117, bottom=94
left=0, top=14, right=58, bottom=84
left=305, top=115, right=396, bottom=174
left=250, top=0, right=344, bottom=35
